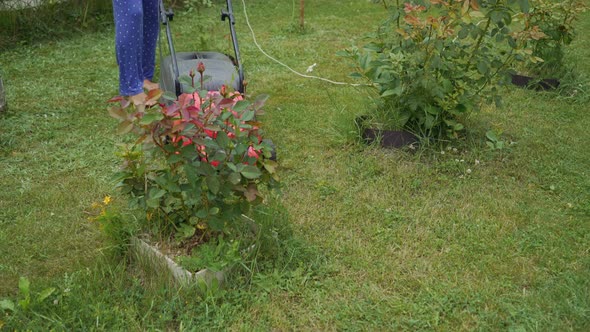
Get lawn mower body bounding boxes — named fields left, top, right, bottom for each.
left=159, top=0, right=244, bottom=97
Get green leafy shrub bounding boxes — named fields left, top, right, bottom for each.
left=0, top=0, right=113, bottom=49
left=108, top=79, right=279, bottom=249
left=342, top=0, right=539, bottom=140
left=521, top=0, right=587, bottom=77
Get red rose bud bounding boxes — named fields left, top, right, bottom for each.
left=247, top=146, right=259, bottom=159
left=181, top=138, right=193, bottom=147
left=204, top=129, right=218, bottom=139
left=197, top=62, right=205, bottom=74
left=220, top=85, right=227, bottom=97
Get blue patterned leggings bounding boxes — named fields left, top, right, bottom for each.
left=113, top=0, right=159, bottom=96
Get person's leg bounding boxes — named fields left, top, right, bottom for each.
left=113, top=0, right=144, bottom=97
left=142, top=0, right=160, bottom=90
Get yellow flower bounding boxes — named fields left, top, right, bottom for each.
left=103, top=195, right=112, bottom=205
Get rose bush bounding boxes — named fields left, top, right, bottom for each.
left=342, top=0, right=541, bottom=140
left=520, top=0, right=587, bottom=77
left=108, top=69, right=278, bottom=246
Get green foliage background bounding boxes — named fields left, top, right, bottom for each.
left=0, top=0, right=113, bottom=50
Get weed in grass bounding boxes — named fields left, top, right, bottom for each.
left=176, top=237, right=243, bottom=273
left=555, top=70, right=590, bottom=104
left=283, top=20, right=312, bottom=35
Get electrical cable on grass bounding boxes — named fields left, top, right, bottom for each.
left=240, top=0, right=367, bottom=87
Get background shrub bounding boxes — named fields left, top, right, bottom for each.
left=0, top=0, right=219, bottom=50
left=0, top=0, right=113, bottom=49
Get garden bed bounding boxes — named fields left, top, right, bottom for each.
left=130, top=236, right=225, bottom=286
left=129, top=213, right=259, bottom=287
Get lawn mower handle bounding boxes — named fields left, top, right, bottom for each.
left=159, top=0, right=181, bottom=96
left=221, top=0, right=244, bottom=92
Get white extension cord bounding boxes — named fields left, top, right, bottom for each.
left=239, top=0, right=366, bottom=87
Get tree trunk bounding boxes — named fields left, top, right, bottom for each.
left=300, top=0, right=304, bottom=30
left=0, top=77, right=6, bottom=113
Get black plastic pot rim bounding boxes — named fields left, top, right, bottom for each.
left=361, top=127, right=419, bottom=149
left=510, top=73, right=560, bottom=91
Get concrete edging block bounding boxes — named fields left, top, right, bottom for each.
left=130, top=237, right=225, bottom=287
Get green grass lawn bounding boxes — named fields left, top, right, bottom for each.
left=1, top=0, right=589, bottom=330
